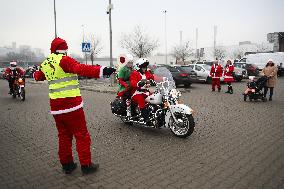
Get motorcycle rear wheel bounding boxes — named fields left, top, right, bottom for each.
left=169, top=113, right=195, bottom=138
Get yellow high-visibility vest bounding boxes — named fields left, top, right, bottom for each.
left=40, top=53, right=81, bottom=99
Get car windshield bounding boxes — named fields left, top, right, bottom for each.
left=203, top=64, right=211, bottom=70
left=179, top=66, right=193, bottom=72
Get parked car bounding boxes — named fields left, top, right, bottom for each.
left=156, top=64, right=197, bottom=87
left=234, top=62, right=258, bottom=76
left=188, top=64, right=215, bottom=83
left=189, top=64, right=246, bottom=83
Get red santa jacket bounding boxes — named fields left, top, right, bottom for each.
left=223, top=65, right=235, bottom=82
left=210, top=64, right=223, bottom=78
left=4, top=67, right=25, bottom=79
left=34, top=55, right=104, bottom=114
left=129, top=70, right=154, bottom=95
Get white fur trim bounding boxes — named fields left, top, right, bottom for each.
left=50, top=102, right=84, bottom=115
left=56, top=50, right=67, bottom=54
left=100, top=66, right=106, bottom=78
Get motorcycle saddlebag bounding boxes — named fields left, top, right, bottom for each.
left=111, top=98, right=127, bottom=116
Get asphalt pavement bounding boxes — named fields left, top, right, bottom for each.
left=0, top=78, right=283, bottom=189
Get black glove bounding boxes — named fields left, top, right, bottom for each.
left=138, top=79, right=147, bottom=87
left=103, top=67, right=116, bottom=76
left=149, top=79, right=156, bottom=86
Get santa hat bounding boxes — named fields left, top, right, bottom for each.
left=50, top=37, right=68, bottom=53
left=267, top=59, right=273, bottom=63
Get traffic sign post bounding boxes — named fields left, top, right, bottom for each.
left=82, top=42, right=91, bottom=52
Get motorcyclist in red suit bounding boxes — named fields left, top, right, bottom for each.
left=4, top=61, right=25, bottom=94
left=130, top=58, right=155, bottom=124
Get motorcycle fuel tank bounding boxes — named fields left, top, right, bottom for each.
left=145, top=93, right=162, bottom=104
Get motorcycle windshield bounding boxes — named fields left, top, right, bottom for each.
left=153, top=67, right=176, bottom=95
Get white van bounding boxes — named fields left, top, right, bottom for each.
left=238, top=52, right=284, bottom=69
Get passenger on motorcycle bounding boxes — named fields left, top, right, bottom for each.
left=117, top=54, right=134, bottom=99
left=130, top=58, right=155, bottom=124
left=4, top=61, right=25, bottom=94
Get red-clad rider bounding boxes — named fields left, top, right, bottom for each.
left=4, top=61, right=25, bottom=94
left=130, top=58, right=155, bottom=124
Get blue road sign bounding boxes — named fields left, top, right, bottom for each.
left=82, top=42, right=91, bottom=52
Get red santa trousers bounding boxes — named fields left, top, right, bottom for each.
left=132, top=94, right=147, bottom=109
left=53, top=108, right=91, bottom=166
left=212, top=78, right=221, bottom=90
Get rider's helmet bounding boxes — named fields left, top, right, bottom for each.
left=134, top=58, right=149, bottom=71
left=50, top=37, right=68, bottom=54
left=10, top=61, right=17, bottom=67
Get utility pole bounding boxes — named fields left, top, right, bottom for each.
left=53, top=0, right=57, bottom=38
left=196, top=28, right=198, bottom=59
left=107, top=0, right=114, bottom=86
left=179, top=30, right=183, bottom=46
left=163, top=10, right=167, bottom=64
left=214, top=25, right=217, bottom=59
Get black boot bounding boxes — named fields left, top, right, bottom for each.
left=269, top=96, right=272, bottom=101
left=141, top=108, right=151, bottom=125
left=225, top=86, right=230, bottom=93
left=62, top=162, right=77, bottom=174
left=229, top=86, right=233, bottom=94
left=81, top=163, right=99, bottom=175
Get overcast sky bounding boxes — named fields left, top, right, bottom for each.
left=1, top=0, right=283, bottom=57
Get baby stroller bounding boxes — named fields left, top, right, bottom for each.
left=243, top=76, right=268, bottom=102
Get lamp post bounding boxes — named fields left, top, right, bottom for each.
left=163, top=10, right=167, bottom=64
left=81, top=25, right=87, bottom=65
left=107, top=0, right=114, bottom=86
left=53, top=0, right=57, bottom=38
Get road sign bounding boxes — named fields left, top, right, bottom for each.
left=82, top=42, right=91, bottom=52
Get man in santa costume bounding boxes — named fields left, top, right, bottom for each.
left=223, top=59, right=235, bottom=94
left=4, top=61, right=25, bottom=94
left=210, top=60, right=223, bottom=92
left=130, top=58, right=155, bottom=124
left=34, top=37, right=115, bottom=175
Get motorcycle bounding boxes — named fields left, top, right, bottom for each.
left=11, top=76, right=26, bottom=101
left=111, top=67, right=195, bottom=138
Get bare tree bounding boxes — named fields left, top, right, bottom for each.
left=86, top=34, right=103, bottom=65
left=213, top=46, right=226, bottom=60
left=232, top=48, right=245, bottom=60
left=256, top=43, right=272, bottom=52
left=120, top=26, right=159, bottom=58
left=171, top=41, right=193, bottom=63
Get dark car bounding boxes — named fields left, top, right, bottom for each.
left=234, top=62, right=259, bottom=76
left=157, top=65, right=197, bottom=87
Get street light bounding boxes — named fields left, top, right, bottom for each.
left=81, top=25, right=87, bottom=65
left=53, top=0, right=57, bottom=38
left=163, top=10, right=167, bottom=64
left=107, top=0, right=114, bottom=86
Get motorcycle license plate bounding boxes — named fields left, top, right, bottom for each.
left=20, top=85, right=24, bottom=87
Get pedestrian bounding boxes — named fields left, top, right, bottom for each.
left=261, top=59, right=278, bottom=101
left=210, top=60, right=223, bottom=92
left=34, top=37, right=115, bottom=175
left=223, top=60, right=235, bottom=94
left=4, top=61, right=25, bottom=94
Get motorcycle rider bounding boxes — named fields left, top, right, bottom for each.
left=4, top=61, right=25, bottom=94
left=34, top=37, right=115, bottom=175
left=117, top=54, right=134, bottom=99
left=210, top=60, right=223, bottom=92
left=130, top=58, right=155, bottom=124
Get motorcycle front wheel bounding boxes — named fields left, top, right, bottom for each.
left=20, top=87, right=25, bottom=101
left=169, top=113, right=195, bottom=138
